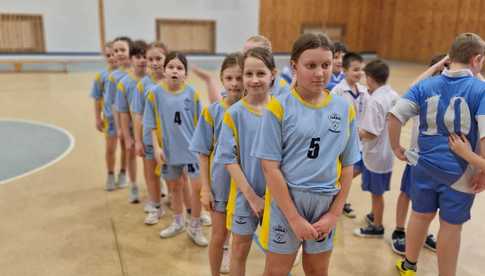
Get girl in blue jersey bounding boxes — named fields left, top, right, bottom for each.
left=144, top=52, right=208, bottom=246
left=90, top=41, right=124, bottom=191
left=214, top=47, right=275, bottom=276
left=132, top=42, right=167, bottom=221
left=253, top=33, right=360, bottom=276
left=190, top=52, right=244, bottom=275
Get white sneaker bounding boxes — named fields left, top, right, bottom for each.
left=293, top=246, right=303, bottom=267
left=144, top=206, right=165, bottom=225
left=129, top=185, right=140, bottom=204
left=144, top=202, right=153, bottom=213
left=117, top=172, right=127, bottom=188
left=201, top=212, right=212, bottom=226
left=220, top=246, right=230, bottom=274
left=160, top=221, right=185, bottom=238
left=187, top=226, right=208, bottom=247
left=105, top=174, right=116, bottom=191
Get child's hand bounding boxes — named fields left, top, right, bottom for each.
left=448, top=133, right=472, bottom=158
left=392, top=146, right=408, bottom=162
left=191, top=66, right=212, bottom=81
left=200, top=188, right=214, bottom=212
left=288, top=215, right=318, bottom=241
left=135, top=141, right=145, bottom=157
left=154, top=147, right=166, bottom=166
left=96, top=118, right=104, bottom=132
left=312, top=212, right=338, bottom=238
left=247, top=194, right=265, bottom=218
left=471, top=171, right=485, bottom=193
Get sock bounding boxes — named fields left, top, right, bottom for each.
left=174, top=214, right=184, bottom=225
left=403, top=258, right=417, bottom=271
left=190, top=217, right=201, bottom=228
left=186, top=208, right=192, bottom=215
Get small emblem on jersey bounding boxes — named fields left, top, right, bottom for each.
left=184, top=97, right=192, bottom=111
left=272, top=224, right=288, bottom=244
left=235, top=216, right=247, bottom=225
left=328, top=112, right=342, bottom=133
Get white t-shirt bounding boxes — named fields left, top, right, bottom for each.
left=360, top=85, right=399, bottom=173
left=331, top=79, right=369, bottom=150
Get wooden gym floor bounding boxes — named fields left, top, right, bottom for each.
left=0, top=61, right=484, bottom=276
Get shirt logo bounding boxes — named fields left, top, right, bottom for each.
left=328, top=112, right=342, bottom=133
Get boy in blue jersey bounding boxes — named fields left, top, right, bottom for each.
left=115, top=40, right=148, bottom=204
left=254, top=33, right=360, bottom=276
left=90, top=41, right=126, bottom=191
left=388, top=33, right=485, bottom=276
left=104, top=36, right=133, bottom=189
left=353, top=59, right=399, bottom=238
left=326, top=42, right=347, bottom=91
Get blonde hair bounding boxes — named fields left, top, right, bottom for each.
left=246, top=35, right=272, bottom=51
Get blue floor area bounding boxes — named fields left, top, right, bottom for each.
left=0, top=120, right=72, bottom=183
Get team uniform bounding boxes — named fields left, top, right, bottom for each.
left=115, top=72, right=143, bottom=129
left=133, top=75, right=159, bottom=160
left=272, top=75, right=291, bottom=96
left=143, top=83, right=202, bottom=180
left=360, top=85, right=399, bottom=195
left=326, top=71, right=345, bottom=91
left=104, top=68, right=129, bottom=134
left=90, top=68, right=116, bottom=136
left=331, top=79, right=369, bottom=173
left=189, top=99, right=231, bottom=213
left=214, top=99, right=269, bottom=235
left=252, top=89, right=360, bottom=254
left=390, top=69, right=485, bottom=224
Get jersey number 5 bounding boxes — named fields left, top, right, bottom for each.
left=423, top=95, right=471, bottom=135
left=307, top=137, right=320, bottom=159
left=174, top=111, right=182, bottom=125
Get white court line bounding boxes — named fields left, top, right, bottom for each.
left=0, top=118, right=75, bottom=185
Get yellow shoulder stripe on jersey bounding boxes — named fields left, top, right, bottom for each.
left=95, top=72, right=102, bottom=83
left=223, top=111, right=239, bottom=145
left=194, top=91, right=200, bottom=126
left=202, top=106, right=214, bottom=127
left=136, top=81, right=144, bottom=95
left=266, top=97, right=284, bottom=122
left=117, top=81, right=126, bottom=94
left=108, top=74, right=115, bottom=83
left=348, top=104, right=356, bottom=122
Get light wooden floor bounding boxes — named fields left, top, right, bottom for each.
left=0, top=62, right=484, bottom=276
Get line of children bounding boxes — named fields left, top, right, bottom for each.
left=389, top=33, right=485, bottom=276
left=90, top=41, right=127, bottom=191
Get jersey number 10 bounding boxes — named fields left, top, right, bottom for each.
left=423, top=95, right=471, bottom=136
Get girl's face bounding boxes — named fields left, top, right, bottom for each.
left=164, top=58, right=187, bottom=87
left=333, top=51, right=344, bottom=73
left=221, top=65, right=243, bottom=100
left=113, top=40, right=130, bottom=66
left=147, top=48, right=165, bottom=75
left=131, top=53, right=147, bottom=74
left=293, top=48, right=333, bottom=94
left=243, top=57, right=274, bottom=96
left=344, top=60, right=363, bottom=85
left=104, top=47, right=117, bottom=68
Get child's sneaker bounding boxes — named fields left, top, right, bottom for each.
left=129, top=185, right=140, bottom=204
left=343, top=203, right=356, bottom=218
left=117, top=171, right=127, bottom=188
left=201, top=212, right=212, bottom=226
left=160, top=221, right=185, bottom=238
left=424, top=234, right=436, bottom=252
left=396, top=259, right=416, bottom=276
left=144, top=206, right=165, bottom=225
left=144, top=202, right=153, bottom=213
left=220, top=246, right=230, bottom=274
left=105, top=174, right=116, bottom=191
left=186, top=226, right=208, bottom=247
left=391, top=231, right=406, bottom=256
left=353, top=224, right=384, bottom=238
left=364, top=213, right=374, bottom=225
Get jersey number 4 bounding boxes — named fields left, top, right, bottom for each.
left=174, top=111, right=182, bottom=125
left=307, top=137, right=320, bottom=159
left=423, top=95, right=471, bottom=135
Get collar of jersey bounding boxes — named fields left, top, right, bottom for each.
left=241, top=97, right=272, bottom=116
left=219, top=99, right=228, bottom=110
left=128, top=71, right=144, bottom=82
left=341, top=79, right=366, bottom=99
left=442, top=68, right=474, bottom=78
left=291, top=88, right=332, bottom=109
left=161, top=82, right=187, bottom=94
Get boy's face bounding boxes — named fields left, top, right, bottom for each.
left=113, top=40, right=130, bottom=66
left=344, top=60, right=363, bottom=84
left=333, top=51, right=344, bottom=74
left=470, top=54, right=485, bottom=75
left=131, top=54, right=147, bottom=74
left=104, top=47, right=117, bottom=68
left=365, top=75, right=378, bottom=93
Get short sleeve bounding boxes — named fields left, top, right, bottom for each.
left=189, top=106, right=214, bottom=156
left=340, top=106, right=361, bottom=166
left=115, top=81, right=129, bottom=112
left=90, top=72, right=102, bottom=100
left=143, top=90, right=156, bottom=130
left=360, top=99, right=385, bottom=136
left=214, top=112, right=239, bottom=165
left=132, top=81, right=144, bottom=114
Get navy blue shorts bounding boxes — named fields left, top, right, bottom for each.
left=361, top=168, right=391, bottom=196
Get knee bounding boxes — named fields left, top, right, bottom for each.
left=303, top=265, right=328, bottom=276
left=413, top=211, right=436, bottom=222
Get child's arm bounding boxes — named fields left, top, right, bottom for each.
left=261, top=160, right=318, bottom=240
left=192, top=66, right=222, bottom=103
left=225, top=163, right=264, bottom=217
left=388, top=113, right=408, bottom=161
left=93, top=100, right=103, bottom=132
left=198, top=154, right=213, bottom=211
left=358, top=129, right=377, bottom=140
left=410, top=55, right=449, bottom=87
left=133, top=114, right=144, bottom=156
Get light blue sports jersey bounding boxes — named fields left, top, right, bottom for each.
left=271, top=75, right=291, bottom=96
left=133, top=75, right=159, bottom=146
left=115, top=73, right=143, bottom=114
left=189, top=99, right=230, bottom=202
left=90, top=69, right=111, bottom=101
left=104, top=69, right=128, bottom=118
left=215, top=99, right=268, bottom=204
left=391, top=69, right=485, bottom=188
left=326, top=71, right=345, bottom=91
left=252, top=89, right=360, bottom=194
left=144, top=83, right=202, bottom=165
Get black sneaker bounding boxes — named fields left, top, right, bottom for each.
left=391, top=231, right=406, bottom=255
left=353, top=224, right=384, bottom=238
left=364, top=213, right=374, bottom=225
left=424, top=234, right=436, bottom=252
left=343, top=203, right=356, bottom=218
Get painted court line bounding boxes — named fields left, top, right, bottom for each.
left=0, top=118, right=75, bottom=185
